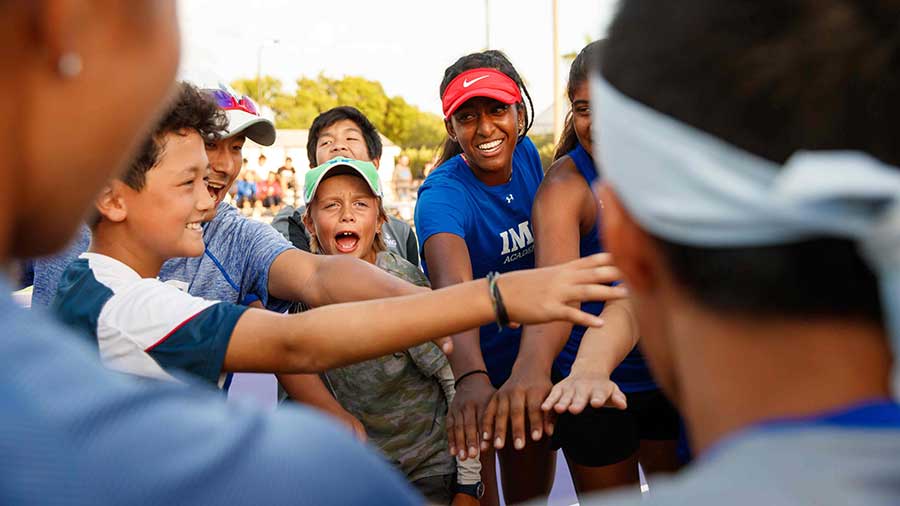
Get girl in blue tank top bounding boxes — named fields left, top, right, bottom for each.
left=519, top=42, right=682, bottom=499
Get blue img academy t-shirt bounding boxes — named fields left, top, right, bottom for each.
left=31, top=202, right=292, bottom=310
left=568, top=143, right=656, bottom=393
left=416, top=137, right=580, bottom=386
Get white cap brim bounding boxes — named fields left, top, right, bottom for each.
left=225, top=109, right=276, bottom=146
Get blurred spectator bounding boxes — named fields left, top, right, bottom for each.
left=258, top=171, right=284, bottom=214
left=278, top=158, right=297, bottom=207
left=392, top=154, right=413, bottom=201
left=235, top=170, right=257, bottom=212
left=256, top=153, right=268, bottom=178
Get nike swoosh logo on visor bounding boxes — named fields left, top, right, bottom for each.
left=462, top=75, right=490, bottom=88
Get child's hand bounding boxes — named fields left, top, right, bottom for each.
left=334, top=409, right=368, bottom=443
left=541, top=368, right=626, bottom=419
left=498, top=253, right=626, bottom=327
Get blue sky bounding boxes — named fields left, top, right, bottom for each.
left=177, top=0, right=617, bottom=116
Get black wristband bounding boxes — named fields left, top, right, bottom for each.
left=486, top=271, right=510, bottom=330
left=454, top=482, right=485, bottom=499
left=454, top=369, right=489, bottom=389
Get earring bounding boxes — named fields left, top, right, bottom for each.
left=57, top=52, right=83, bottom=79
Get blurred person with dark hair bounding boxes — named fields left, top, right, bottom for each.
left=570, top=1, right=900, bottom=504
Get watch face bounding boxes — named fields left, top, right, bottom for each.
left=456, top=482, right=485, bottom=499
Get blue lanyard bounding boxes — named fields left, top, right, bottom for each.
left=202, top=247, right=260, bottom=306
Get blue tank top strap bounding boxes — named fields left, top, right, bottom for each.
left=568, top=144, right=598, bottom=187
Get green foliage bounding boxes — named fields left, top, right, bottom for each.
left=530, top=133, right=558, bottom=172
left=231, top=74, right=446, bottom=150
left=231, top=76, right=285, bottom=106
left=400, top=146, right=441, bottom=180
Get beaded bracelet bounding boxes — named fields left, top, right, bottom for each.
left=486, top=271, right=510, bottom=331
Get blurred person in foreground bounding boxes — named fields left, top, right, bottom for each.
left=570, top=0, right=900, bottom=504
left=0, top=4, right=626, bottom=505
left=0, top=0, right=421, bottom=503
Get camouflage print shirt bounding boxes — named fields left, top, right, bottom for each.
left=323, top=252, right=465, bottom=483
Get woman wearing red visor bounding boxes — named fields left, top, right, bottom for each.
left=415, top=50, right=624, bottom=505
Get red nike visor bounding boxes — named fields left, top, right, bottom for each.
left=441, top=68, right=523, bottom=119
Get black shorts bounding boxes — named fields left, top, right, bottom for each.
left=550, top=389, right=681, bottom=467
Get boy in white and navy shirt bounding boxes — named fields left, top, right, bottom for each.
left=52, top=82, right=245, bottom=387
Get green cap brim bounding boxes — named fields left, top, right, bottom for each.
left=304, top=157, right=382, bottom=204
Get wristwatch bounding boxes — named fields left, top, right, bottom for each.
left=454, top=482, right=485, bottom=499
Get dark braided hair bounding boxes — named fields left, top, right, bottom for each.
left=553, top=40, right=604, bottom=161
left=436, top=50, right=535, bottom=166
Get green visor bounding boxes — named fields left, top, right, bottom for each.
left=304, top=157, right=382, bottom=204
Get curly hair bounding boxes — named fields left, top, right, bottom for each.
left=121, top=82, right=227, bottom=190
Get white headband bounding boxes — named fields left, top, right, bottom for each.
left=593, top=74, right=900, bottom=395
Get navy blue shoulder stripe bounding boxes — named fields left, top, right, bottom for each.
left=50, top=259, right=113, bottom=346
left=145, top=302, right=249, bottom=386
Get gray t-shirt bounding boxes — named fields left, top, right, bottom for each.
left=33, top=202, right=293, bottom=310
left=272, top=205, right=420, bottom=267
left=577, top=401, right=900, bottom=506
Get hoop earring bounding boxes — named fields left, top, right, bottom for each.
left=57, top=52, right=83, bottom=79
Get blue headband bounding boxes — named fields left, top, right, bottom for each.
left=593, top=74, right=900, bottom=395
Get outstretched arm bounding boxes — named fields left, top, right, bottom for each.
left=541, top=297, right=636, bottom=416
left=223, top=253, right=625, bottom=375
left=266, top=249, right=426, bottom=308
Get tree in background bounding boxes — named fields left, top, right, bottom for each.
left=232, top=74, right=560, bottom=177
left=232, top=74, right=445, bottom=150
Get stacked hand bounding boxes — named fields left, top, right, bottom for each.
left=480, top=368, right=553, bottom=450
left=447, top=374, right=495, bottom=461
left=542, top=368, right=627, bottom=415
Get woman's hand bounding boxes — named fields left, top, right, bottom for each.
left=498, top=253, right=627, bottom=328
left=541, top=368, right=627, bottom=418
left=481, top=367, right=553, bottom=450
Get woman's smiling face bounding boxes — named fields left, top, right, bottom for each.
left=446, top=97, right=523, bottom=185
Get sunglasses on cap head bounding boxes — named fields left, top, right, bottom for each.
left=203, top=88, right=259, bottom=116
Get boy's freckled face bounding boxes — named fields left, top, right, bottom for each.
left=307, top=174, right=382, bottom=264
left=315, top=119, right=372, bottom=165
left=124, top=131, right=214, bottom=261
